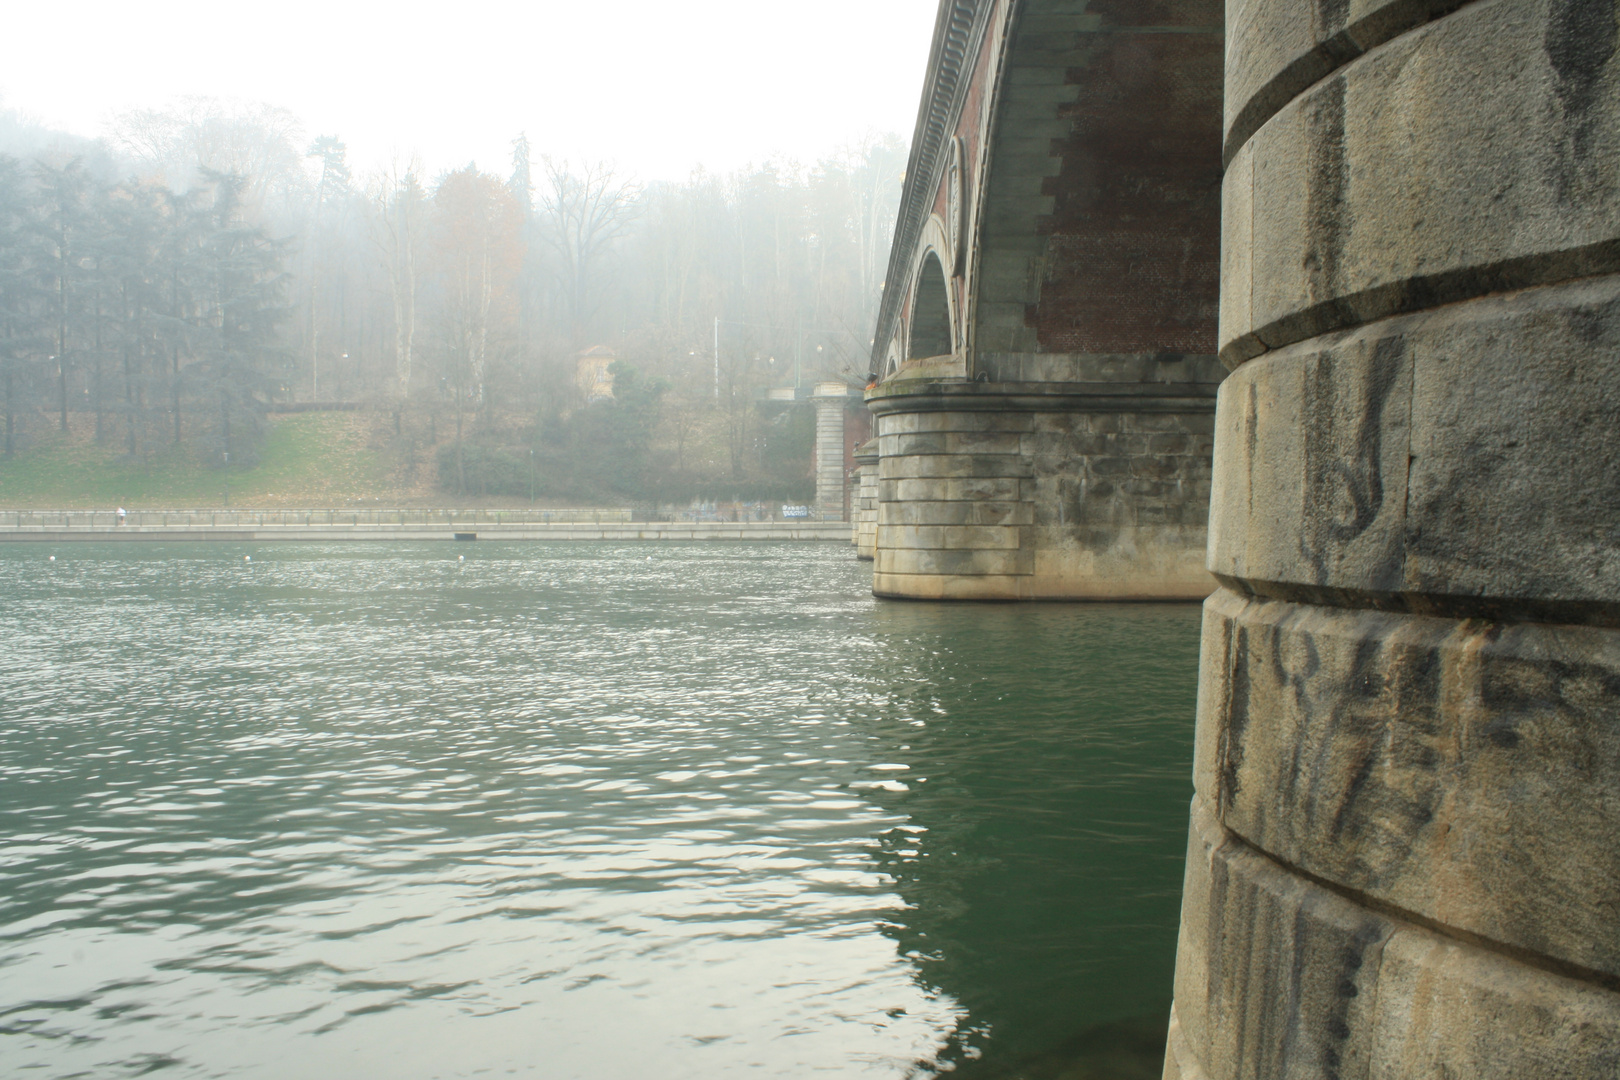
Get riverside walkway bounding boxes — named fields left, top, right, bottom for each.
left=0, top=508, right=850, bottom=542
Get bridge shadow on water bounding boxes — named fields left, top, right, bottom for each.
left=853, top=600, right=1203, bottom=1080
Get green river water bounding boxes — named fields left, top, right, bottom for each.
left=0, top=542, right=1200, bottom=1079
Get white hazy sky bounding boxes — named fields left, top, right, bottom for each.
left=1, top=0, right=938, bottom=181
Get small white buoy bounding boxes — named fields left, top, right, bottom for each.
left=48, top=555, right=55, bottom=562
left=458, top=555, right=465, bottom=562
left=244, top=555, right=251, bottom=562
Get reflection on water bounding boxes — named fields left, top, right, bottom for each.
left=0, top=543, right=1198, bottom=1079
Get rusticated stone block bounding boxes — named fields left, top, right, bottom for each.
left=882, top=477, right=1027, bottom=504
left=1173, top=796, right=1390, bottom=1080
left=1222, top=0, right=1620, bottom=363
left=875, top=546, right=1033, bottom=577
left=1220, top=143, right=1258, bottom=365
left=880, top=431, right=952, bottom=457
left=1195, top=587, right=1620, bottom=980
left=1173, top=797, right=1620, bottom=1080
left=878, top=410, right=1034, bottom=436
left=876, top=524, right=1022, bottom=551
left=879, top=453, right=1033, bottom=481
left=877, top=430, right=1025, bottom=457
left=1209, top=275, right=1620, bottom=617
left=1223, top=0, right=1473, bottom=159
left=885, top=500, right=1035, bottom=527
left=1174, top=0, right=1620, bottom=1074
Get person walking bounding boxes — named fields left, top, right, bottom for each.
left=116, top=506, right=126, bottom=527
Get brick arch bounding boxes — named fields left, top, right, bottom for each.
left=968, top=0, right=1223, bottom=358
left=908, top=250, right=953, bottom=360
left=871, top=0, right=1224, bottom=375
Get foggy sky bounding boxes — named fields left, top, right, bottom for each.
left=0, top=0, right=937, bottom=180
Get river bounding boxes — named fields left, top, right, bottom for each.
left=0, top=541, right=1199, bottom=1079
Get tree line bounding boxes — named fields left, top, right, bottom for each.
left=0, top=101, right=905, bottom=501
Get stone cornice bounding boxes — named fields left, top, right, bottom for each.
left=864, top=378, right=1220, bottom=416
left=869, top=0, right=999, bottom=374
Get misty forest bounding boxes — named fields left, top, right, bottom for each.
left=0, top=102, right=905, bottom=504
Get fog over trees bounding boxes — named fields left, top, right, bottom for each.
left=0, top=100, right=905, bottom=502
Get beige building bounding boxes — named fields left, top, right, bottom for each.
left=575, top=346, right=616, bottom=403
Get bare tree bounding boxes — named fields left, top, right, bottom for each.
left=537, top=158, right=638, bottom=346
left=369, top=163, right=426, bottom=402
left=110, top=97, right=309, bottom=213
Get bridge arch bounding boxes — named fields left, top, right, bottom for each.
left=862, top=0, right=1225, bottom=601
left=908, top=249, right=953, bottom=361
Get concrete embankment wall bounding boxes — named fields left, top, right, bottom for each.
left=0, top=521, right=850, bottom=543
left=1166, top=0, right=1620, bottom=1076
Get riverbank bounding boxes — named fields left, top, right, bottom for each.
left=0, top=509, right=850, bottom=542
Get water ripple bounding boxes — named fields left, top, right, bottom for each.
left=0, top=542, right=1199, bottom=1080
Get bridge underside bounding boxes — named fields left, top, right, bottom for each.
left=868, top=0, right=1225, bottom=601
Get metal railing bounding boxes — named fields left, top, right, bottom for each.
left=0, top=508, right=635, bottom=529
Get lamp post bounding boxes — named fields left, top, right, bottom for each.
left=529, top=448, right=536, bottom=504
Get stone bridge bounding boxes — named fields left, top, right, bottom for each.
left=875, top=0, right=1620, bottom=1076
left=860, top=0, right=1226, bottom=600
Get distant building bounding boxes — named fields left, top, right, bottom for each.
left=576, top=346, right=616, bottom=403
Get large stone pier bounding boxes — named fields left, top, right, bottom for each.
left=865, top=0, right=1226, bottom=600
left=868, top=363, right=1220, bottom=599
left=1165, top=0, right=1620, bottom=1075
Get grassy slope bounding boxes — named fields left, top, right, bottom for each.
left=0, top=413, right=396, bottom=508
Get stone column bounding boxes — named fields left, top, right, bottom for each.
left=866, top=360, right=1220, bottom=601
left=1166, top=0, right=1620, bottom=1076
left=853, top=439, right=879, bottom=560
left=811, top=383, right=849, bottom=522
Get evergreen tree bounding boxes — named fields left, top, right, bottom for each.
left=190, top=169, right=291, bottom=465
left=0, top=158, right=43, bottom=456
left=30, top=159, right=97, bottom=432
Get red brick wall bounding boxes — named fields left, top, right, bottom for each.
left=1034, top=1, right=1223, bottom=354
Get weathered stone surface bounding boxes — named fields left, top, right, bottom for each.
left=879, top=453, right=1033, bottom=482
left=1210, top=275, right=1620, bottom=618
left=1223, top=0, right=1473, bottom=161
left=1222, top=0, right=1620, bottom=363
left=877, top=524, right=1023, bottom=551
left=880, top=476, right=1028, bottom=504
left=1174, top=0, right=1620, bottom=1074
left=870, top=390, right=1216, bottom=600
left=876, top=410, right=1034, bottom=435
left=882, top=430, right=1027, bottom=457
left=853, top=443, right=880, bottom=561
left=1173, top=797, right=1620, bottom=1080
left=1219, top=143, right=1257, bottom=365
left=1161, top=1006, right=1207, bottom=1080
left=1195, top=586, right=1620, bottom=980
left=978, top=352, right=1226, bottom=387
left=875, top=546, right=1033, bottom=578
left=884, top=500, right=1033, bottom=527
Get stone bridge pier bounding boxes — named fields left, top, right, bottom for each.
left=868, top=0, right=1226, bottom=600
left=1165, top=0, right=1620, bottom=1075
